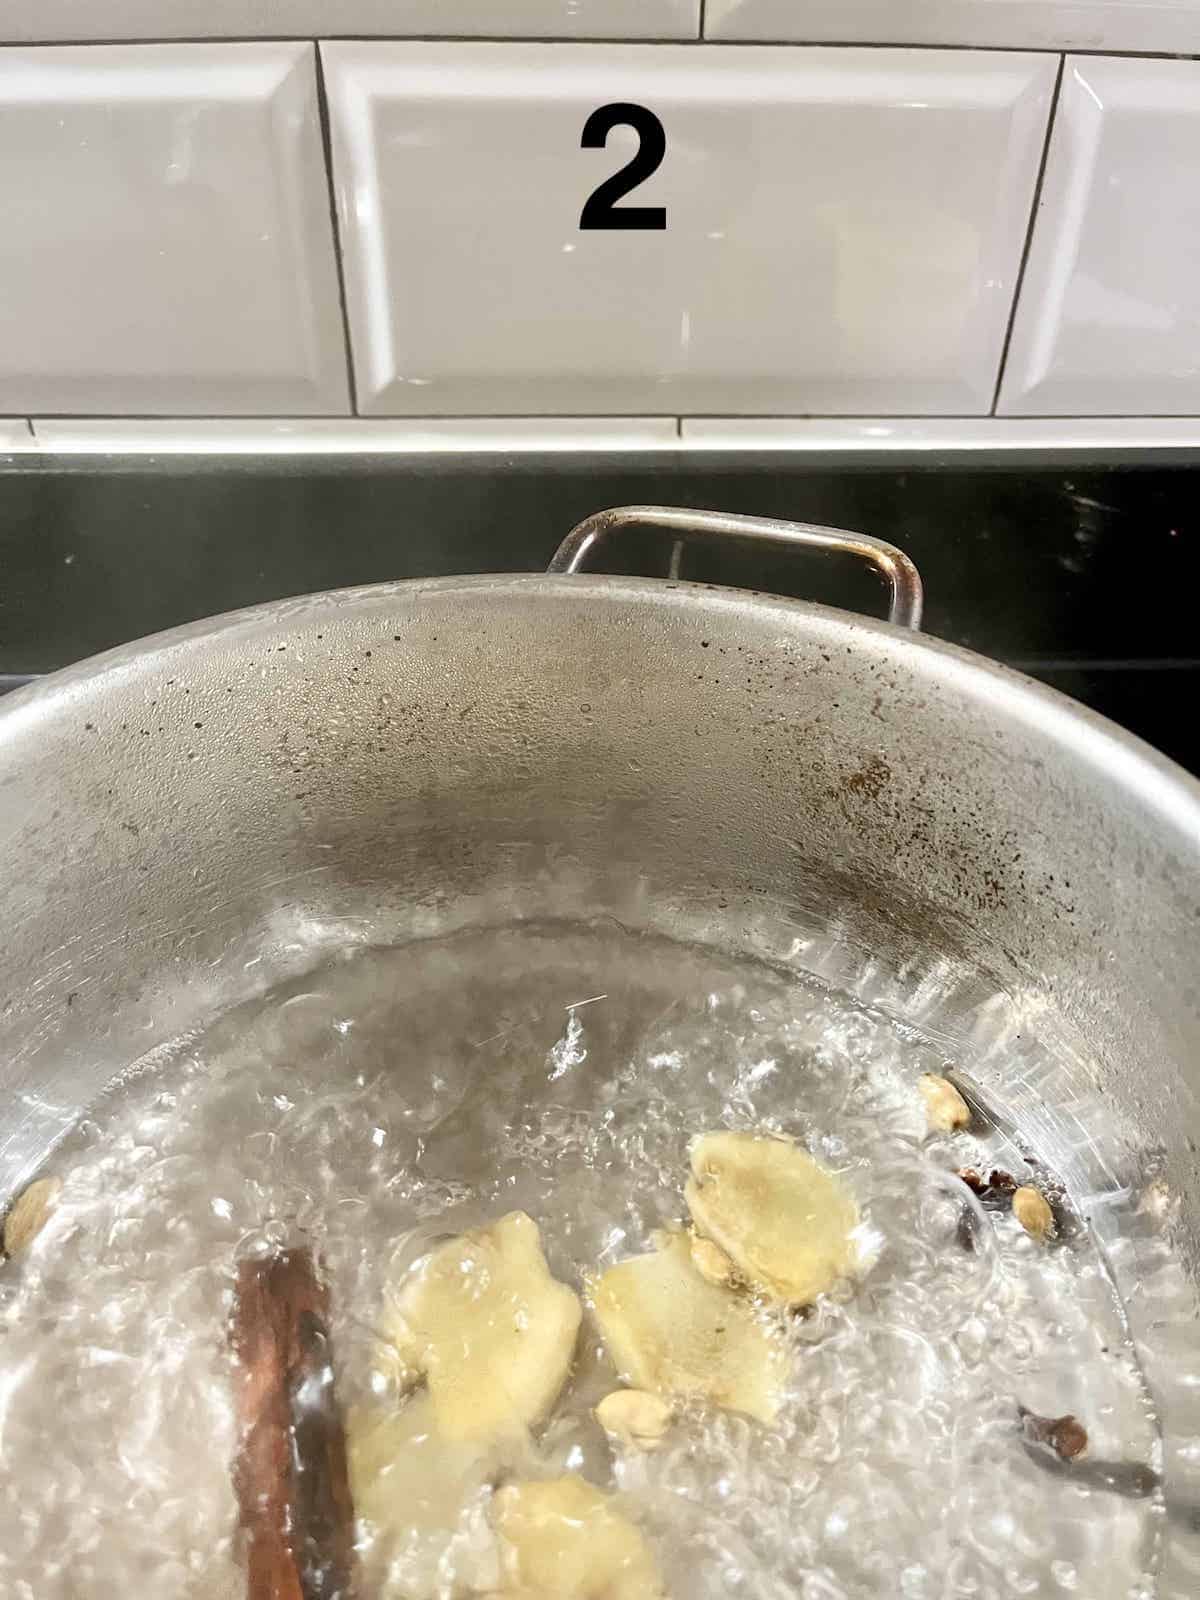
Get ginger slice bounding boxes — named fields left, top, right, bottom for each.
left=591, top=1229, right=785, bottom=1425
left=492, top=1475, right=664, bottom=1599
left=685, top=1131, right=859, bottom=1307
left=380, top=1211, right=582, bottom=1447
left=348, top=1391, right=496, bottom=1541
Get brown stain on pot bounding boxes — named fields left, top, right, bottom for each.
left=843, top=755, right=892, bottom=803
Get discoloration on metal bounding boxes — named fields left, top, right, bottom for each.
left=841, top=754, right=892, bottom=803
left=0, top=572, right=1198, bottom=1588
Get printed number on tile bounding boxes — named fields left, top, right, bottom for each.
left=580, top=104, right=666, bottom=231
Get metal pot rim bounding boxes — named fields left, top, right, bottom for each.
left=5, top=569, right=1200, bottom=845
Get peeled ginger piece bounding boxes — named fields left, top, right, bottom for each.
left=493, top=1475, right=665, bottom=1599
left=348, top=1391, right=495, bottom=1542
left=591, top=1229, right=785, bottom=1424
left=685, top=1131, right=859, bottom=1307
left=381, top=1211, right=582, bottom=1445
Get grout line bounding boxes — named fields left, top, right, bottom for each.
left=656, top=40, right=1200, bottom=59
left=312, top=42, right=359, bottom=417
left=698, top=0, right=707, bottom=42
left=0, top=33, right=700, bottom=48
left=0, top=35, right=1195, bottom=59
left=990, top=53, right=1065, bottom=417
left=0, top=36, right=1195, bottom=56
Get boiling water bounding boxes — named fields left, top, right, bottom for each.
left=0, top=925, right=1162, bottom=1599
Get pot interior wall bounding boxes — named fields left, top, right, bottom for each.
left=2, top=573, right=1198, bottom=1589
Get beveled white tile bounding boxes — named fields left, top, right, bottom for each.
left=1000, top=57, right=1200, bottom=417
left=31, top=417, right=679, bottom=452
left=0, top=1, right=701, bottom=41
left=705, top=0, right=1200, bottom=53
left=324, top=43, right=1056, bottom=417
left=0, top=44, right=349, bottom=415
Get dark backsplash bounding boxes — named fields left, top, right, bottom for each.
left=1, top=452, right=1197, bottom=771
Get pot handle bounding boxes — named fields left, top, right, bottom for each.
left=547, top=505, right=924, bottom=631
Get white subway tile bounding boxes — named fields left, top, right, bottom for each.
left=0, top=1, right=701, bottom=42
left=705, top=0, right=1200, bottom=54
left=0, top=44, right=349, bottom=415
left=1000, top=57, right=1200, bottom=417
left=324, top=42, right=1055, bottom=417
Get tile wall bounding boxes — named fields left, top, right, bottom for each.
left=0, top=4, right=1197, bottom=446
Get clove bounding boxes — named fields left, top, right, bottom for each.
left=957, top=1168, right=1018, bottom=1206
left=1019, top=1404, right=1088, bottom=1461
left=955, top=1168, right=1018, bottom=1252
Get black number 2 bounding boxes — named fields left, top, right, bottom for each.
left=579, top=103, right=666, bottom=231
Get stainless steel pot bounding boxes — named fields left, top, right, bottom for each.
left=2, top=505, right=1198, bottom=1591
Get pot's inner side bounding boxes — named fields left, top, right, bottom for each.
left=0, top=922, right=1164, bottom=1600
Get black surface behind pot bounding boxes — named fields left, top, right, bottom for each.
left=1, top=452, right=1196, bottom=771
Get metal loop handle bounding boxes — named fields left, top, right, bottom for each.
left=547, top=505, right=924, bottom=631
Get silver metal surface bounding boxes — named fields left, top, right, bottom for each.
left=548, top=504, right=925, bottom=629
left=0, top=542, right=1197, bottom=1590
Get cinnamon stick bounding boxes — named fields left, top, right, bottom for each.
left=231, top=1249, right=357, bottom=1600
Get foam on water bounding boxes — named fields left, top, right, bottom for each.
left=0, top=925, right=1163, bottom=1599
